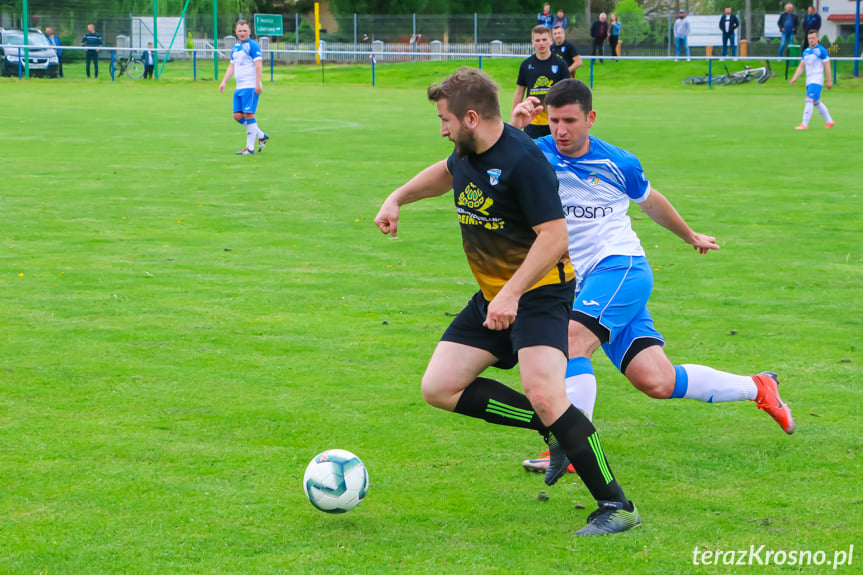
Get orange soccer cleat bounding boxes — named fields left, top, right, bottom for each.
left=752, top=371, right=796, bottom=435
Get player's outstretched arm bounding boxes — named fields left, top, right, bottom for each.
left=510, top=96, right=544, bottom=130
left=375, top=159, right=452, bottom=238
left=638, top=188, right=719, bottom=254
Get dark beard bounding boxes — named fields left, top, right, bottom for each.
left=454, top=129, right=478, bottom=157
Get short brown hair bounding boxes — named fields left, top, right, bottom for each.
left=427, top=67, right=501, bottom=120
left=532, top=25, right=552, bottom=37
left=235, top=19, right=250, bottom=30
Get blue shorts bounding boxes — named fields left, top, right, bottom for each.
left=571, top=255, right=664, bottom=373
left=806, top=84, right=823, bottom=102
left=233, top=88, right=259, bottom=114
left=442, top=280, right=575, bottom=370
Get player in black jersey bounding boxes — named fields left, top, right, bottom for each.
left=551, top=24, right=583, bottom=77
left=375, top=67, right=641, bottom=536
left=511, top=26, right=570, bottom=139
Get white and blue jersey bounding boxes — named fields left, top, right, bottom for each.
left=534, top=134, right=650, bottom=291
left=801, top=44, right=829, bottom=87
left=230, top=39, right=263, bottom=90
left=535, top=135, right=662, bottom=373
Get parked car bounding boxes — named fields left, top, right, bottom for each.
left=0, top=28, right=60, bottom=77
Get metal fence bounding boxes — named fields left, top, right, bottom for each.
left=1, top=3, right=858, bottom=63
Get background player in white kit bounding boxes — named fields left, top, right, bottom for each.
left=790, top=29, right=835, bottom=130
left=219, top=20, right=270, bottom=155
left=511, top=79, right=796, bottom=484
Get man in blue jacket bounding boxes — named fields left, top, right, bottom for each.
left=777, top=4, right=799, bottom=58
left=804, top=6, right=821, bottom=35
left=46, top=27, right=63, bottom=77
left=142, top=42, right=155, bottom=79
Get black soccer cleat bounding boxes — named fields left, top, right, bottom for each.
left=257, top=134, right=270, bottom=153
left=575, top=500, right=641, bottom=536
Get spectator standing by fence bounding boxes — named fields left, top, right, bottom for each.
left=591, top=13, right=609, bottom=62
left=719, top=7, right=740, bottom=58
left=45, top=27, right=63, bottom=78
left=674, top=10, right=691, bottom=61
left=777, top=4, right=799, bottom=58
left=82, top=23, right=102, bottom=78
left=804, top=6, right=821, bottom=35
left=551, top=25, right=583, bottom=76
left=609, top=13, right=621, bottom=59
left=553, top=9, right=568, bottom=30
left=538, top=3, right=554, bottom=27
left=142, top=42, right=155, bottom=79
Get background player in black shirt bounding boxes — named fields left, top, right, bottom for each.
left=511, top=25, right=570, bottom=139
left=551, top=24, right=583, bottom=77
left=375, top=67, right=641, bottom=536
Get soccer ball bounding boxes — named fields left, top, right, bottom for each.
left=303, top=449, right=369, bottom=513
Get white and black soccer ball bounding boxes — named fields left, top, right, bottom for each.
left=303, top=449, right=369, bottom=513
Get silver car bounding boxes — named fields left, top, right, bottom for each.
left=0, top=28, right=60, bottom=78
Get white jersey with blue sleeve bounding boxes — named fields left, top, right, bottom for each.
left=802, top=44, right=829, bottom=86
left=231, top=39, right=263, bottom=90
left=535, top=135, right=650, bottom=288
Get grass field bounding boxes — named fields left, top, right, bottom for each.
left=1, top=60, right=861, bottom=574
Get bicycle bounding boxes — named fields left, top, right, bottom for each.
left=114, top=52, right=144, bottom=79
left=682, top=61, right=775, bottom=86
left=719, top=61, right=775, bottom=85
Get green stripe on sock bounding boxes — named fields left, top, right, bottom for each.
left=486, top=406, right=533, bottom=423
left=485, top=399, right=535, bottom=422
left=588, top=433, right=613, bottom=484
left=487, top=398, right=534, bottom=417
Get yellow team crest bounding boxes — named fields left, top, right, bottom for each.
left=458, top=183, right=494, bottom=215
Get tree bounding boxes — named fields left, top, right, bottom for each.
left=615, top=0, right=649, bottom=44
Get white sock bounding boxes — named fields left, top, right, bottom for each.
left=256, top=124, right=266, bottom=138
left=672, top=364, right=757, bottom=403
left=816, top=101, right=833, bottom=124
left=564, top=357, right=597, bottom=421
left=802, top=101, right=814, bottom=126
left=245, top=120, right=257, bottom=151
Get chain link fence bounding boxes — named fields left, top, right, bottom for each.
left=1, top=2, right=857, bottom=63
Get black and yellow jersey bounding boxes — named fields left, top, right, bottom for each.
left=446, top=124, right=575, bottom=301
left=516, top=54, right=570, bottom=126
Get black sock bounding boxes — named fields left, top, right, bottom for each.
left=454, top=377, right=547, bottom=433
left=548, top=405, right=628, bottom=505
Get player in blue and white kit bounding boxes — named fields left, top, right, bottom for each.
left=218, top=20, right=270, bottom=155
left=790, top=29, right=835, bottom=130
left=512, top=79, right=795, bottom=484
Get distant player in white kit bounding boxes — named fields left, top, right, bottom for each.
left=219, top=20, right=270, bottom=155
left=790, top=29, right=834, bottom=130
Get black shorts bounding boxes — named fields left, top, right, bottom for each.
left=441, top=280, right=575, bottom=370
left=524, top=124, right=551, bottom=139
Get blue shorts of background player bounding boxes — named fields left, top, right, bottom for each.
left=233, top=88, right=260, bottom=114
left=571, top=255, right=663, bottom=373
left=805, top=84, right=823, bottom=102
